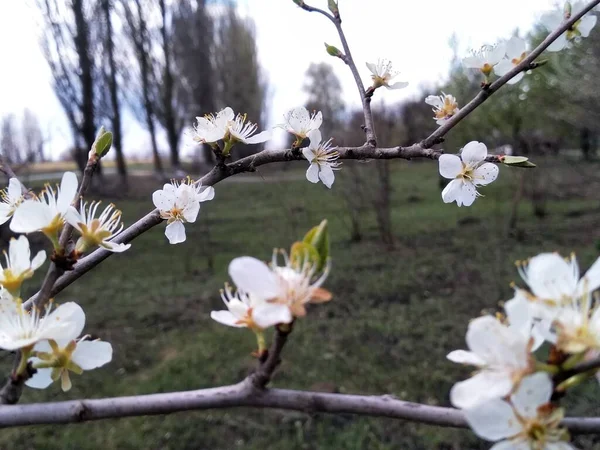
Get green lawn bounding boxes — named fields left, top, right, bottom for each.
left=2, top=158, right=600, bottom=449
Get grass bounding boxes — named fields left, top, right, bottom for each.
left=2, top=157, right=600, bottom=449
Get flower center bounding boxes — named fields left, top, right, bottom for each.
left=480, top=63, right=493, bottom=76
left=525, top=421, right=547, bottom=443
left=511, top=52, right=528, bottom=65
left=458, top=164, right=475, bottom=181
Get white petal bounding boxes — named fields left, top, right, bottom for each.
left=25, top=366, right=54, bottom=389
left=441, top=179, right=463, bottom=205
left=473, top=163, right=499, bottom=186
left=463, top=398, right=521, bottom=440
left=541, top=11, right=563, bottom=30
left=387, top=81, right=409, bottom=90
left=253, top=303, right=292, bottom=329
left=244, top=129, right=272, bottom=144
left=56, top=172, right=78, bottom=214
left=425, top=95, right=443, bottom=108
left=311, top=111, right=323, bottom=130
left=228, top=257, right=279, bottom=300
left=507, top=72, right=525, bottom=84
left=210, top=310, right=245, bottom=327
left=463, top=56, right=483, bottom=69
left=319, top=165, right=335, bottom=188
left=306, top=163, right=320, bottom=184
left=510, top=372, right=553, bottom=419
left=64, top=206, right=84, bottom=232
left=545, top=443, right=577, bottom=450
left=307, top=129, right=322, bottom=148
left=40, top=302, right=86, bottom=342
left=302, top=147, right=316, bottom=162
left=196, top=186, right=215, bottom=202
left=71, top=340, right=113, bottom=370
left=489, top=43, right=507, bottom=64
left=505, top=36, right=526, bottom=59
left=10, top=235, right=31, bottom=273
left=451, top=372, right=514, bottom=409
left=579, top=256, right=600, bottom=295
left=10, top=200, right=55, bottom=233
left=365, top=61, right=378, bottom=75
left=101, top=241, right=131, bottom=253
left=578, top=15, right=597, bottom=37
left=490, top=439, right=530, bottom=450
left=447, top=350, right=485, bottom=366
left=524, top=253, right=578, bottom=299
left=461, top=141, right=487, bottom=165
left=165, top=221, right=186, bottom=244
left=152, top=189, right=175, bottom=211
left=494, top=60, right=515, bottom=77
left=547, top=34, right=567, bottom=52
left=182, top=201, right=200, bottom=223
left=438, top=154, right=463, bottom=179
left=0, top=204, right=11, bottom=225
left=31, top=250, right=46, bottom=271
left=7, top=178, right=22, bottom=200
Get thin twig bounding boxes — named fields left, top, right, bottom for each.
left=251, top=325, right=292, bottom=388
left=0, top=155, right=29, bottom=196
left=300, top=2, right=377, bottom=145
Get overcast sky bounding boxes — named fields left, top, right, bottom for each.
left=0, top=0, right=562, bottom=160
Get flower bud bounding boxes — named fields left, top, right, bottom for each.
left=302, top=219, right=329, bottom=272
left=328, top=0, right=339, bottom=16
left=324, top=42, right=342, bottom=58
left=292, top=0, right=304, bottom=6
left=91, top=126, right=113, bottom=158
left=501, top=155, right=536, bottom=168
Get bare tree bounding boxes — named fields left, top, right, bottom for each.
left=21, top=109, right=45, bottom=163
left=0, top=115, right=20, bottom=164
left=121, top=0, right=164, bottom=176
left=100, top=0, right=128, bottom=185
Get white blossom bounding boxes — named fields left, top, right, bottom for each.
left=26, top=336, right=112, bottom=392
left=153, top=180, right=213, bottom=245
left=494, top=36, right=528, bottom=84
left=211, top=283, right=292, bottom=330
left=9, top=172, right=79, bottom=243
left=463, top=43, right=506, bottom=76
left=424, top=93, right=460, bottom=125
left=227, top=113, right=272, bottom=145
left=279, top=106, right=323, bottom=142
left=0, top=235, right=46, bottom=296
left=228, top=250, right=331, bottom=319
left=0, top=299, right=85, bottom=351
left=193, top=107, right=234, bottom=144
left=514, top=253, right=600, bottom=354
left=0, top=178, right=24, bottom=225
left=65, top=201, right=131, bottom=253
left=302, top=129, right=340, bottom=189
left=464, top=373, right=574, bottom=450
left=366, top=59, right=408, bottom=90
left=541, top=2, right=597, bottom=52
left=438, top=141, right=499, bottom=207
left=447, top=315, right=535, bottom=409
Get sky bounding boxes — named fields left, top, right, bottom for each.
left=0, top=0, right=562, bottom=160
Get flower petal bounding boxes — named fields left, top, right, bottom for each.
left=41, top=302, right=86, bottom=342
left=307, top=129, right=322, bottom=149
left=25, top=365, right=54, bottom=389
left=387, top=81, right=409, bottom=90
left=579, top=256, right=600, bottom=295
left=547, top=34, right=567, bottom=52
left=451, top=371, right=515, bottom=409
left=494, top=60, right=514, bottom=78
left=211, top=310, right=246, bottom=327
left=165, top=221, right=186, bottom=244
left=441, top=179, right=463, bottom=204
left=56, top=172, right=78, bottom=214
left=473, top=163, right=499, bottom=186
left=102, top=241, right=131, bottom=253
left=10, top=200, right=55, bottom=233
left=461, top=141, right=487, bottom=165
left=438, top=154, right=462, bottom=179
left=228, top=256, right=279, bottom=300
left=253, top=303, right=293, bottom=329
left=152, top=189, right=175, bottom=211
left=306, top=163, right=320, bottom=184
left=71, top=340, right=113, bottom=370
left=446, top=350, right=485, bottom=366
left=7, top=178, right=22, bottom=200
left=463, top=56, right=483, bottom=69
left=31, top=250, right=46, bottom=271
left=365, top=61, right=378, bottom=75
left=578, top=14, right=597, bottom=37
left=244, top=129, right=272, bottom=144
left=505, top=36, right=526, bottom=59
left=197, top=186, right=215, bottom=202
left=523, top=253, right=578, bottom=299
left=319, top=165, right=335, bottom=189
left=463, top=397, right=520, bottom=440
left=182, top=200, right=200, bottom=223
left=302, top=147, right=315, bottom=162
left=510, top=372, right=553, bottom=419
left=490, top=440, right=530, bottom=450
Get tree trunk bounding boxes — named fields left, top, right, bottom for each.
left=103, top=0, right=127, bottom=186
left=159, top=0, right=180, bottom=170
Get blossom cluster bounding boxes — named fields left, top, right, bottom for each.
left=0, top=171, right=125, bottom=391
left=448, top=252, right=600, bottom=449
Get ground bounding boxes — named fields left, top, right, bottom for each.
left=1, top=157, right=600, bottom=449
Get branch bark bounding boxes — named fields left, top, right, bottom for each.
left=0, top=381, right=597, bottom=433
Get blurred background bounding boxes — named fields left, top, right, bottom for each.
left=1, top=0, right=600, bottom=449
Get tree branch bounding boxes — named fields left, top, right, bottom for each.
left=0, top=155, right=29, bottom=196
left=300, top=2, right=377, bottom=145
left=0, top=381, right=597, bottom=433
left=251, top=324, right=292, bottom=388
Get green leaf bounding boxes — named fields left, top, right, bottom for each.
left=328, top=0, right=339, bottom=16
left=502, top=155, right=536, bottom=168
left=92, top=127, right=113, bottom=157
left=290, top=241, right=320, bottom=271
left=302, top=219, right=330, bottom=272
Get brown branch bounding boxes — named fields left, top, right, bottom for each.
left=0, top=381, right=597, bottom=432
left=251, top=324, right=292, bottom=388
left=300, top=2, right=377, bottom=146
